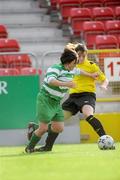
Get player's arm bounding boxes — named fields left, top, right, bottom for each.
left=48, top=78, right=76, bottom=88
left=45, top=66, right=76, bottom=88
left=73, top=68, right=99, bottom=79
left=100, top=78, right=109, bottom=90
left=94, top=64, right=109, bottom=90
left=80, top=69, right=99, bottom=79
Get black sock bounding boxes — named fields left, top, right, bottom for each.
left=45, top=130, right=59, bottom=150
left=86, top=115, right=106, bottom=137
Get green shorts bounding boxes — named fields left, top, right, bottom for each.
left=36, top=90, right=64, bottom=124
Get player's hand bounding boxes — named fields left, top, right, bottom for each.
left=100, top=84, right=108, bottom=90
left=65, top=81, right=76, bottom=88
left=90, top=72, right=99, bottom=79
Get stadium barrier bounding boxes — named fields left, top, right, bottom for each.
left=0, top=49, right=119, bottom=144
left=0, top=52, right=40, bottom=129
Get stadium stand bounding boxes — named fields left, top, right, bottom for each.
left=105, top=20, right=120, bottom=39
left=56, top=0, right=80, bottom=25
left=0, top=25, right=8, bottom=38
left=92, top=7, right=115, bottom=24
left=95, top=35, right=118, bottom=49
left=20, top=67, right=42, bottom=75
left=6, top=54, right=32, bottom=68
left=0, top=0, right=119, bottom=146
left=103, top=0, right=120, bottom=7
left=115, top=6, right=120, bottom=20
left=68, top=7, right=92, bottom=38
left=80, top=0, right=104, bottom=8
left=0, top=55, right=7, bottom=68
left=82, top=21, right=105, bottom=49
left=49, top=0, right=58, bottom=11
left=118, top=36, right=120, bottom=48
left=0, top=67, right=20, bottom=76
left=0, top=39, right=20, bottom=52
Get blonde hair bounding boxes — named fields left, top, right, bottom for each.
left=64, top=43, right=79, bottom=60
left=65, top=42, right=87, bottom=52
left=65, top=43, right=78, bottom=51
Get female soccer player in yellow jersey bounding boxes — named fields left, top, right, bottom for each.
left=28, top=43, right=108, bottom=152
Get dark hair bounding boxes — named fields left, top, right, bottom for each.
left=75, top=43, right=87, bottom=53
left=60, top=49, right=77, bottom=64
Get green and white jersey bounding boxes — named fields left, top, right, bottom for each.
left=41, top=63, right=81, bottom=101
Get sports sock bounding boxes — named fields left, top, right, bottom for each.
left=44, top=125, right=59, bottom=150
left=45, top=131, right=59, bottom=150
left=86, top=115, right=106, bottom=137
left=34, top=123, right=39, bottom=130
left=27, top=133, right=40, bottom=149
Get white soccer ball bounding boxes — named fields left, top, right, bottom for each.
left=98, top=135, right=115, bottom=150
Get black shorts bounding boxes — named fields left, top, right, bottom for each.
left=62, top=92, right=96, bottom=115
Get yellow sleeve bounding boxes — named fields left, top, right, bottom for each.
left=93, top=63, right=106, bottom=82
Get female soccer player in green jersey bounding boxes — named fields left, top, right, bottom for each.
left=25, top=48, right=98, bottom=153
left=31, top=42, right=109, bottom=152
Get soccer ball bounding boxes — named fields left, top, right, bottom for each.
left=98, top=135, right=115, bottom=150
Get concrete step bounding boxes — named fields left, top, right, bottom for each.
left=0, top=13, right=51, bottom=26
left=8, top=26, right=67, bottom=41
left=0, top=0, right=40, bottom=12
left=20, top=41, right=68, bottom=55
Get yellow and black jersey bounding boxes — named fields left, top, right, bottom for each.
left=69, top=58, right=106, bottom=94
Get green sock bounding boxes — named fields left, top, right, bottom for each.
left=34, top=123, right=39, bottom=130
left=27, top=133, right=40, bottom=149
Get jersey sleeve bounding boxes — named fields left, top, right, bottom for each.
left=45, top=66, right=60, bottom=83
left=71, top=67, right=81, bottom=75
left=93, top=63, right=106, bottom=82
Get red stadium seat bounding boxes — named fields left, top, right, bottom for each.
left=69, top=7, right=92, bottom=37
left=20, top=67, right=42, bottom=76
left=8, top=54, right=32, bottom=69
left=83, top=21, right=105, bottom=49
left=50, top=0, right=58, bottom=10
left=104, top=0, right=120, bottom=7
left=95, top=35, right=118, bottom=49
left=0, top=55, right=7, bottom=68
left=57, top=0, right=80, bottom=24
left=0, top=39, right=20, bottom=52
left=0, top=68, right=20, bottom=76
left=118, top=36, right=120, bottom=48
left=115, top=6, right=120, bottom=20
left=105, top=20, right=120, bottom=39
left=0, top=54, right=32, bottom=69
left=81, top=0, right=104, bottom=8
left=0, top=25, right=8, bottom=38
left=92, top=7, right=114, bottom=24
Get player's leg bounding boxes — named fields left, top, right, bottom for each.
left=35, top=121, right=64, bottom=152
left=25, top=122, right=48, bottom=153
left=25, top=91, right=51, bottom=153
left=36, top=97, right=77, bottom=152
left=27, top=122, right=39, bottom=140
left=82, top=104, right=106, bottom=136
left=35, top=110, right=72, bottom=152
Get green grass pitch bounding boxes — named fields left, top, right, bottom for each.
left=0, top=143, right=120, bottom=180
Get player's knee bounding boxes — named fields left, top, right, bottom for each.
left=52, top=124, right=64, bottom=133
left=38, top=123, right=48, bottom=134
left=58, top=126, right=64, bottom=133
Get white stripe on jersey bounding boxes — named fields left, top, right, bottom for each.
left=43, top=84, right=65, bottom=98
left=47, top=67, right=60, bottom=75
left=42, top=64, right=81, bottom=100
